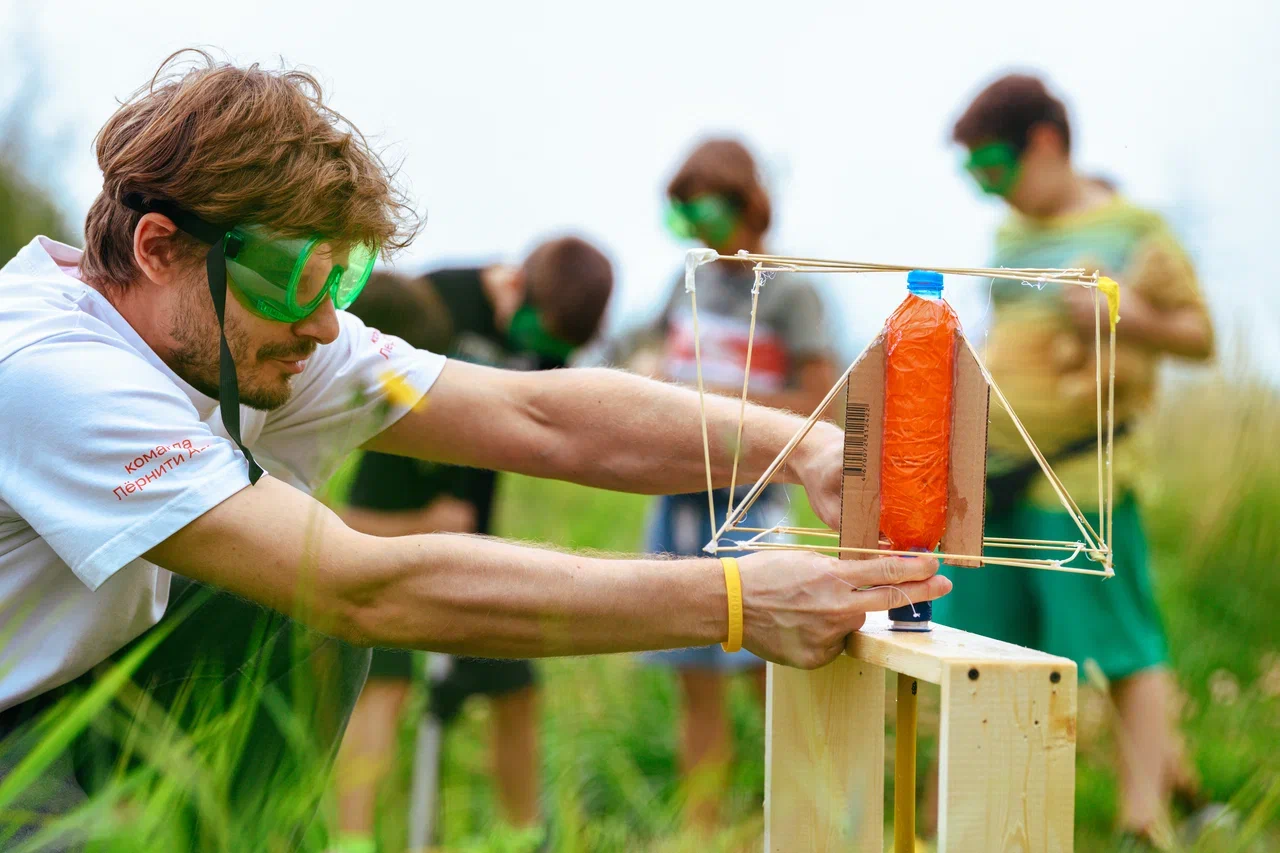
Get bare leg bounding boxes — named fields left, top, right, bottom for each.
left=490, top=685, right=541, bottom=829
left=1112, top=667, right=1195, bottom=841
left=678, top=669, right=731, bottom=833
left=333, top=677, right=412, bottom=840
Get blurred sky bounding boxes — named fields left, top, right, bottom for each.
left=3, top=0, right=1277, bottom=378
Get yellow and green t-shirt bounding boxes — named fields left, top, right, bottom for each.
left=981, top=195, right=1209, bottom=511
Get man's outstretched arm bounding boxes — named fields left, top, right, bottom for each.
left=364, top=361, right=846, bottom=527
left=144, top=476, right=949, bottom=669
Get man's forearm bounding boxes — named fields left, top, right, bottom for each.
left=524, top=367, right=833, bottom=495
left=366, top=361, right=843, bottom=511
left=355, top=533, right=727, bottom=657
left=147, top=476, right=727, bottom=657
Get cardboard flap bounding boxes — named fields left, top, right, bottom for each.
left=939, top=336, right=990, bottom=567
left=839, top=337, right=885, bottom=560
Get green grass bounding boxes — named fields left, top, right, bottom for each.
left=3, top=375, right=1277, bottom=852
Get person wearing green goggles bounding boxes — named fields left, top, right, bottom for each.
left=327, top=237, right=613, bottom=850
left=123, top=193, right=380, bottom=482
left=941, top=73, right=1220, bottom=851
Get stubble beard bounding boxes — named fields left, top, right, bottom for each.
left=168, top=287, right=296, bottom=411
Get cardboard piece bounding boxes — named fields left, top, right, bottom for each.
left=838, top=337, right=885, bottom=561
left=940, top=340, right=990, bottom=567
left=837, top=332, right=991, bottom=565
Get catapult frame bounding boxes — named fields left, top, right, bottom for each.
left=682, top=249, right=1122, bottom=852
left=686, top=248, right=1121, bottom=577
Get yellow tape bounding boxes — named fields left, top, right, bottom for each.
left=720, top=557, right=743, bottom=653
left=1096, top=276, right=1121, bottom=332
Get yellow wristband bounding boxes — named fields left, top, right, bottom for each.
left=720, top=557, right=743, bottom=653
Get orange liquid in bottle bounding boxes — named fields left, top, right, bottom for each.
left=878, top=281, right=960, bottom=553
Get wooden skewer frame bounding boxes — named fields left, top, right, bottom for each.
left=686, top=249, right=1118, bottom=577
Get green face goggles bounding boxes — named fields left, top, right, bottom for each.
left=122, top=194, right=376, bottom=324
left=964, top=141, right=1023, bottom=197
left=506, top=303, right=577, bottom=364
left=223, top=228, right=376, bottom=323
left=664, top=194, right=740, bottom=247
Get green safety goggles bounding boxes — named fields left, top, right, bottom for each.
left=964, top=141, right=1023, bottom=197
left=223, top=227, right=376, bottom=323
left=506, top=303, right=577, bottom=362
left=664, top=194, right=740, bottom=247
left=122, top=193, right=377, bottom=324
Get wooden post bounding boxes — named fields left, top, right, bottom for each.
left=893, top=673, right=918, bottom=853
left=765, top=615, right=1077, bottom=853
left=937, top=657, right=1078, bottom=852
left=764, top=657, right=886, bottom=852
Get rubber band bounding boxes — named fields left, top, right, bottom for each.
left=720, top=557, right=743, bottom=653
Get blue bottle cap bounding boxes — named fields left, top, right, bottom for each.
left=907, top=269, right=944, bottom=297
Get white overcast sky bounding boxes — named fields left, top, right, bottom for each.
left=4, top=0, right=1277, bottom=378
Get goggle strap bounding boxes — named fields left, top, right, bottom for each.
left=122, top=192, right=229, bottom=246
left=207, top=239, right=264, bottom=485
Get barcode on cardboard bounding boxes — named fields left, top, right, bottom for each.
left=844, top=400, right=870, bottom=477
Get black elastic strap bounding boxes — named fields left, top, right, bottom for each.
left=207, top=240, right=264, bottom=484
left=121, top=192, right=262, bottom=484
left=121, top=192, right=227, bottom=245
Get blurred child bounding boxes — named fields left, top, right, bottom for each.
left=620, top=137, right=838, bottom=831
left=936, top=73, right=1217, bottom=850
left=330, top=237, right=613, bottom=853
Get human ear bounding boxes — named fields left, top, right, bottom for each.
left=132, top=213, right=191, bottom=286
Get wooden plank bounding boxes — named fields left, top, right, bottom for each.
left=940, top=337, right=990, bottom=567
left=936, top=659, right=1078, bottom=853
left=840, top=336, right=885, bottom=559
left=764, top=658, right=885, bottom=853
left=845, top=613, right=1074, bottom=686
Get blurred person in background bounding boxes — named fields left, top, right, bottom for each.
left=935, top=72, right=1217, bottom=850
left=331, top=238, right=614, bottom=853
left=611, top=137, right=838, bottom=831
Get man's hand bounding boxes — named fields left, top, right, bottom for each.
left=739, top=552, right=950, bottom=669
left=786, top=421, right=845, bottom=529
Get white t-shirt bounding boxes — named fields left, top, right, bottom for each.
left=0, top=236, right=447, bottom=711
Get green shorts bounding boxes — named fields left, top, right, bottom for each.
left=934, top=493, right=1169, bottom=681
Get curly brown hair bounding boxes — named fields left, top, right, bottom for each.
left=80, top=49, right=420, bottom=289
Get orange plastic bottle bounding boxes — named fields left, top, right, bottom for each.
left=879, top=270, right=959, bottom=630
